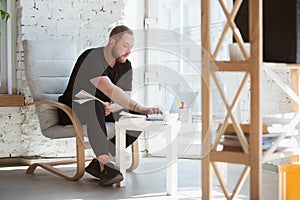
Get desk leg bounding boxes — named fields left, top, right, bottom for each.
left=116, top=124, right=126, bottom=187
left=166, top=126, right=178, bottom=195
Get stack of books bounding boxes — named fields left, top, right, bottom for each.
left=220, top=123, right=279, bottom=152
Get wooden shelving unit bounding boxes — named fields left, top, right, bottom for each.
left=201, top=1, right=300, bottom=199
left=201, top=0, right=262, bottom=199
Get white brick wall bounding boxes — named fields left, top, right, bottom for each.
left=0, top=107, right=23, bottom=157
left=18, top=0, right=127, bottom=50
left=239, top=70, right=291, bottom=123
left=0, top=0, right=129, bottom=158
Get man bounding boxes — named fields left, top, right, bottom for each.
left=58, top=25, right=162, bottom=186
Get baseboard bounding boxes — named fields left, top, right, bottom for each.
left=0, top=157, right=20, bottom=166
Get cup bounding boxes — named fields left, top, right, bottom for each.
left=180, top=108, right=192, bottom=123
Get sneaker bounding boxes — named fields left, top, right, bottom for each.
left=98, top=163, right=124, bottom=186
left=85, top=158, right=102, bottom=178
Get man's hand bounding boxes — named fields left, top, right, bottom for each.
left=139, top=107, right=163, bottom=115
left=104, top=104, right=112, bottom=116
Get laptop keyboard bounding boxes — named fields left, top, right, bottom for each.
left=147, top=114, right=164, bottom=121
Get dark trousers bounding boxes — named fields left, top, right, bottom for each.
left=59, top=100, right=141, bottom=157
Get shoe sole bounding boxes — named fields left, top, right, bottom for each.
left=99, top=174, right=124, bottom=186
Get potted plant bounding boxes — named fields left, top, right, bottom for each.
left=1, top=9, right=9, bottom=21
left=0, top=0, right=10, bottom=35
left=0, top=0, right=9, bottom=21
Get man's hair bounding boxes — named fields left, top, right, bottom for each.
left=109, top=25, right=133, bottom=40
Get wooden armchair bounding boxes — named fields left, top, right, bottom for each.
left=22, top=39, right=139, bottom=181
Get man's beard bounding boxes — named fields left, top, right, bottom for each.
left=112, top=46, right=128, bottom=63
left=117, top=56, right=127, bottom=63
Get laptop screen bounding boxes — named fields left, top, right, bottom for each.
left=169, top=91, right=199, bottom=113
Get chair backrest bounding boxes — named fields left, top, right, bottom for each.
left=23, top=40, right=77, bottom=137
left=23, top=40, right=76, bottom=101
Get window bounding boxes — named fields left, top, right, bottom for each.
left=145, top=0, right=202, bottom=112
left=144, top=0, right=231, bottom=158
left=145, top=0, right=230, bottom=113
left=0, top=0, right=16, bottom=94
left=143, top=0, right=203, bottom=158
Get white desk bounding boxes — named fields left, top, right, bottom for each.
left=115, top=120, right=183, bottom=195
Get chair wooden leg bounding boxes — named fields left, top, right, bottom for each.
left=26, top=162, right=83, bottom=181
left=126, top=140, right=139, bottom=172
left=26, top=135, right=86, bottom=181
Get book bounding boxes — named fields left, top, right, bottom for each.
left=118, top=111, right=146, bottom=126
left=119, top=111, right=146, bottom=118
left=118, top=116, right=146, bottom=126
left=221, top=131, right=299, bottom=152
left=222, top=145, right=243, bottom=152
left=73, top=90, right=110, bottom=106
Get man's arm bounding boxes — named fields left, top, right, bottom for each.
left=90, top=76, right=161, bottom=115
left=90, top=76, right=139, bottom=112
left=110, top=91, right=131, bottom=112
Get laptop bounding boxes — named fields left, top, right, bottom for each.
left=147, top=91, right=199, bottom=121
left=169, top=91, right=199, bottom=113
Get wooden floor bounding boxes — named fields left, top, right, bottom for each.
left=0, top=157, right=278, bottom=200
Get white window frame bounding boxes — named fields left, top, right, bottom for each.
left=0, top=0, right=16, bottom=94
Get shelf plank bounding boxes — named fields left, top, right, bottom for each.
left=215, top=61, right=251, bottom=72
left=0, top=94, right=25, bottom=107
left=210, top=150, right=250, bottom=165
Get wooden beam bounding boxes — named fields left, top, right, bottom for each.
left=215, top=61, right=251, bottom=72
left=201, top=0, right=212, bottom=199
left=211, top=151, right=250, bottom=165
left=290, top=69, right=300, bottom=112
left=249, top=0, right=263, bottom=199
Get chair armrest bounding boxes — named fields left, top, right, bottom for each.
left=26, top=100, right=85, bottom=140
